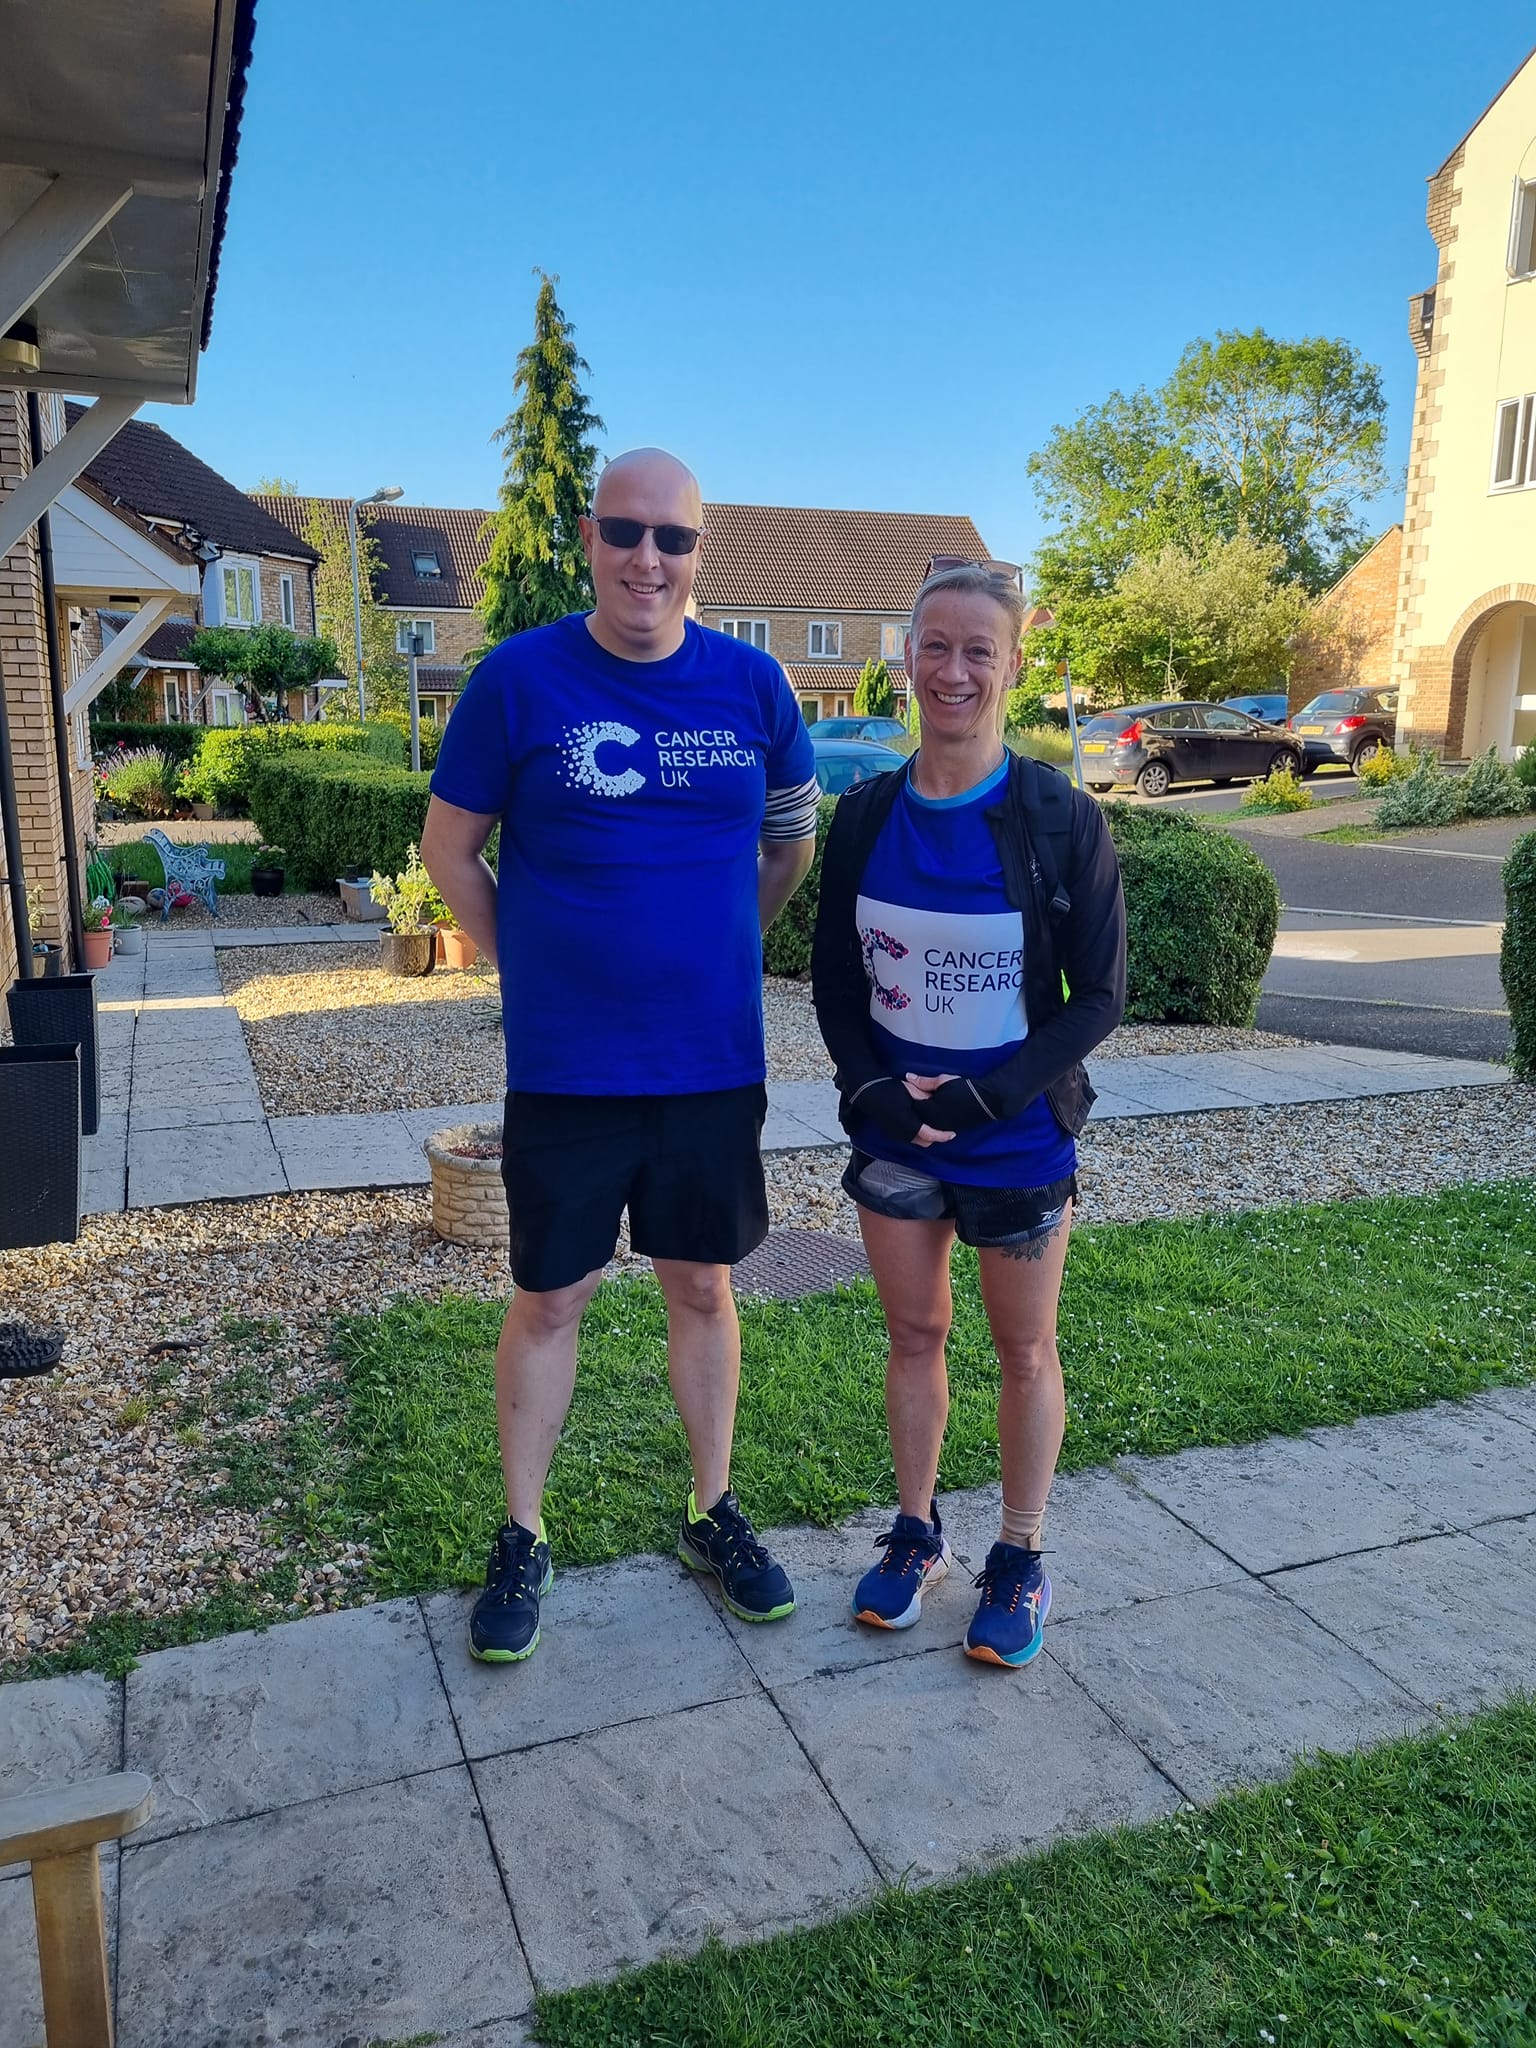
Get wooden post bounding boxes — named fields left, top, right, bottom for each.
left=0, top=1771, right=153, bottom=2048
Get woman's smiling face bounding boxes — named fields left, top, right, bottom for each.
left=907, top=588, right=1016, bottom=744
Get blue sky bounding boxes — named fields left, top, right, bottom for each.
left=154, top=0, right=1536, bottom=574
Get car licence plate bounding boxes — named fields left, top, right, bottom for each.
left=1297, top=724, right=1325, bottom=735
left=1082, top=741, right=1108, bottom=752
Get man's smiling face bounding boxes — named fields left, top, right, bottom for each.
left=579, top=448, right=703, bottom=662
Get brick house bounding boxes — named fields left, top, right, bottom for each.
left=1391, top=46, right=1536, bottom=758
left=70, top=408, right=322, bottom=725
left=252, top=497, right=494, bottom=724
left=1287, top=525, right=1403, bottom=708
left=691, top=503, right=1001, bottom=720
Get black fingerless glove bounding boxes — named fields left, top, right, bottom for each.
left=917, top=1077, right=996, bottom=1133
left=850, top=1076, right=929, bottom=1144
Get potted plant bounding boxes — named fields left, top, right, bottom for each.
left=371, top=845, right=437, bottom=975
left=250, top=845, right=286, bottom=898
left=81, top=895, right=114, bottom=971
left=426, top=883, right=478, bottom=969
left=24, top=884, right=60, bottom=977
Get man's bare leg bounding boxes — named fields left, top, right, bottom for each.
left=650, top=1258, right=738, bottom=1506
left=496, top=1270, right=604, bottom=1530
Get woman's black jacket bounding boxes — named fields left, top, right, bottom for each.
left=809, top=752, right=1127, bottom=1143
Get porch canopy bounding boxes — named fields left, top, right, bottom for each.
left=0, top=0, right=253, bottom=558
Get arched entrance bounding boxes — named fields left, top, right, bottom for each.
left=1448, top=597, right=1536, bottom=759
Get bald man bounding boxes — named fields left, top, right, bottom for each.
left=422, top=449, right=819, bottom=1664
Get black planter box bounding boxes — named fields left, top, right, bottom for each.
left=0, top=1044, right=81, bottom=1250
left=7, top=971, right=100, bottom=1136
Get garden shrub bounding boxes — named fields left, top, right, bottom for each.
left=1355, top=744, right=1411, bottom=791
left=191, top=722, right=403, bottom=814
left=376, top=708, right=443, bottom=769
left=100, top=746, right=179, bottom=819
left=1377, top=750, right=1463, bottom=830
left=1515, top=746, right=1536, bottom=796
left=1504, top=830, right=1536, bottom=1079
left=90, top=721, right=203, bottom=768
left=249, top=753, right=433, bottom=888
left=1458, top=748, right=1531, bottom=820
left=1104, top=804, right=1280, bottom=1024
left=1240, top=767, right=1312, bottom=813
left=761, top=796, right=836, bottom=979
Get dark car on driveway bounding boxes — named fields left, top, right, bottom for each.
left=1223, top=692, right=1290, bottom=724
left=811, top=736, right=906, bottom=796
left=1078, top=701, right=1303, bottom=798
left=1288, top=687, right=1398, bottom=774
left=805, top=715, right=909, bottom=744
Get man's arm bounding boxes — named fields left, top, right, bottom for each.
left=420, top=795, right=501, bottom=967
left=758, top=835, right=815, bottom=930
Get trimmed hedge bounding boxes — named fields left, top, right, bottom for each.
left=249, top=753, right=433, bottom=888
left=90, top=721, right=204, bottom=768
left=1104, top=804, right=1280, bottom=1025
left=762, top=796, right=837, bottom=978
left=376, top=708, right=443, bottom=770
left=192, top=721, right=402, bottom=813
left=1502, top=829, right=1536, bottom=1080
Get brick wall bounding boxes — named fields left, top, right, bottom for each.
left=257, top=556, right=316, bottom=634
left=1289, top=528, right=1403, bottom=706
left=696, top=608, right=909, bottom=667
left=387, top=607, right=481, bottom=667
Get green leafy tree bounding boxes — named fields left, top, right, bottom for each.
left=251, top=475, right=300, bottom=495
left=479, top=272, right=603, bottom=646
left=853, top=658, right=895, bottom=718
left=301, top=500, right=408, bottom=718
left=1115, top=535, right=1315, bottom=700
left=185, top=623, right=343, bottom=721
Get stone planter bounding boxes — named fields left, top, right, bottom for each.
left=190, top=802, right=216, bottom=820
left=436, top=926, right=478, bottom=970
left=424, top=1122, right=509, bottom=1248
left=380, top=929, right=435, bottom=976
left=337, top=877, right=386, bottom=923
left=113, top=924, right=144, bottom=955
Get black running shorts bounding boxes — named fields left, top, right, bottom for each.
left=842, top=1147, right=1077, bottom=1251
left=500, top=1085, right=771, bottom=1292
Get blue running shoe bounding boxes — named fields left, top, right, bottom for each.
left=469, top=1518, right=552, bottom=1663
left=964, top=1542, right=1051, bottom=1667
left=852, top=1506, right=952, bottom=1629
left=678, top=1490, right=795, bottom=1622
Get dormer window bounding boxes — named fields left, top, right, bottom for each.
left=413, top=551, right=442, bottom=577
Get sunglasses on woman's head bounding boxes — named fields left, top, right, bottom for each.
left=593, top=517, right=702, bottom=555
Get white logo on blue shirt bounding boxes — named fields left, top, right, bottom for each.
left=561, top=720, right=646, bottom=797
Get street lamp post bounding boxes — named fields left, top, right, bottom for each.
left=347, top=486, right=403, bottom=720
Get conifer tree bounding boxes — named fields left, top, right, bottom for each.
left=479, top=273, right=603, bottom=645
left=853, top=658, right=896, bottom=719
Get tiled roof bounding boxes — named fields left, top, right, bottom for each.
left=66, top=406, right=319, bottom=565
left=694, top=504, right=992, bottom=612
left=70, top=475, right=198, bottom=566
left=783, top=662, right=909, bottom=694
left=250, top=497, right=494, bottom=612
left=416, top=664, right=470, bottom=692
left=100, top=611, right=200, bottom=667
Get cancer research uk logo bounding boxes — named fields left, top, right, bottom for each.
left=559, top=722, right=759, bottom=798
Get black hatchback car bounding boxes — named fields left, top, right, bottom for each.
left=1288, top=687, right=1398, bottom=774
left=1078, top=701, right=1304, bottom=797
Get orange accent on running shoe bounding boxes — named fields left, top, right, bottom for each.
left=855, top=1609, right=896, bottom=1629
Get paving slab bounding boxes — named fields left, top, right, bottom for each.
left=768, top=1077, right=843, bottom=1142
left=1470, top=1385, right=1536, bottom=1434
left=0, top=1671, right=121, bottom=1878
left=474, top=1692, right=873, bottom=1993
left=0, top=1849, right=119, bottom=2048
left=1122, top=1428, right=1455, bottom=1574
left=116, top=1766, right=528, bottom=2048
left=124, top=1601, right=461, bottom=1843
left=128, top=1095, right=266, bottom=1133
left=1085, top=1087, right=1163, bottom=1120
left=762, top=1102, right=833, bottom=1152
left=271, top=1111, right=428, bottom=1191
left=938, top=1466, right=1247, bottom=1623
left=397, top=1101, right=504, bottom=1145
left=709, top=1503, right=977, bottom=1689
left=1268, top=1521, right=1536, bottom=1713
left=422, top=1559, right=760, bottom=1759
left=1328, top=1401, right=1536, bottom=1532
left=127, top=1119, right=286, bottom=1208
left=776, top=1644, right=1178, bottom=1883
left=1047, top=1579, right=1426, bottom=1804
left=1080, top=1064, right=1256, bottom=1113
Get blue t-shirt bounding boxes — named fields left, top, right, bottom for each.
left=430, top=613, right=814, bottom=1095
left=851, top=757, right=1076, bottom=1188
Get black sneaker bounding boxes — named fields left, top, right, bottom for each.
left=469, top=1518, right=553, bottom=1663
left=678, top=1490, right=795, bottom=1622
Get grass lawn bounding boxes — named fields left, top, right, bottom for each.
left=111, top=837, right=289, bottom=893
left=335, top=1178, right=1536, bottom=1597
left=1307, top=824, right=1386, bottom=844
left=533, top=1698, right=1536, bottom=2048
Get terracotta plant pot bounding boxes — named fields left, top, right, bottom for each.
left=380, top=929, right=436, bottom=976
left=81, top=928, right=113, bottom=971
left=436, top=927, right=478, bottom=970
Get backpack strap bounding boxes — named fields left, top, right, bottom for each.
left=1015, top=754, right=1076, bottom=917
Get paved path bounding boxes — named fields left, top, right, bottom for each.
left=3, top=1389, right=1534, bottom=2047
left=79, top=930, right=1510, bottom=1215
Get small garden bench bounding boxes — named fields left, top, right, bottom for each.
left=143, top=828, right=224, bottom=920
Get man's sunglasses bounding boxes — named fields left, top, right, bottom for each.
left=593, top=517, right=702, bottom=555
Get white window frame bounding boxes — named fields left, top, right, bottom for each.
left=1491, top=394, right=1536, bottom=491
left=162, top=674, right=183, bottom=721
left=279, top=572, right=296, bottom=628
left=396, top=617, right=436, bottom=654
left=719, top=617, right=770, bottom=650
left=217, top=556, right=260, bottom=627
left=1509, top=180, right=1536, bottom=280
left=880, top=621, right=907, bottom=661
left=808, top=620, right=841, bottom=658
left=208, top=687, right=245, bottom=727
left=833, top=695, right=849, bottom=716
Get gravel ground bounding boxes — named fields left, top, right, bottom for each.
left=2, top=1081, right=1530, bottom=1672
